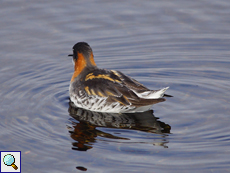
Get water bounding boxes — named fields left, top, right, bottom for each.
left=1, top=0, right=230, bottom=172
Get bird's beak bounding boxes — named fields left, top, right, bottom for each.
left=68, top=54, right=73, bottom=57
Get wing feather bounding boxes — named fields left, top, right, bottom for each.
left=83, top=69, right=165, bottom=107
left=111, top=70, right=149, bottom=91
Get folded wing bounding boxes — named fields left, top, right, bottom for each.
left=83, top=69, right=166, bottom=107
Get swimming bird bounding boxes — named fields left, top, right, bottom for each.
left=69, top=42, right=170, bottom=113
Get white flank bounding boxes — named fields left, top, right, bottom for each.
left=70, top=86, right=169, bottom=113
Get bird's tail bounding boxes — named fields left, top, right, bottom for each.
left=136, top=87, right=170, bottom=99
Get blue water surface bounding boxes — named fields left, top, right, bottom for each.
left=0, top=0, right=230, bottom=172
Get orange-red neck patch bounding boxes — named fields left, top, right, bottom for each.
left=71, top=52, right=97, bottom=82
left=71, top=52, right=87, bottom=82
left=89, top=53, right=96, bottom=66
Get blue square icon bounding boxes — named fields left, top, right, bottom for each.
left=1, top=151, right=21, bottom=173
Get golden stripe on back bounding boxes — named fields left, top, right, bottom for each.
left=85, top=73, right=121, bottom=83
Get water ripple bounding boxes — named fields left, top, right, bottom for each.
left=1, top=0, right=230, bottom=172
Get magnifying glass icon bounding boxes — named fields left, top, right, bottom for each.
left=3, top=154, right=18, bottom=170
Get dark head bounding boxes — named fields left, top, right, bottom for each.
left=69, top=42, right=97, bottom=81
left=69, top=42, right=96, bottom=67
left=69, top=42, right=92, bottom=61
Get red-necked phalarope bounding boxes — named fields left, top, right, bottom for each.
left=69, top=42, right=170, bottom=113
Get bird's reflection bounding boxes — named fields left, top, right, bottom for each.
left=68, top=101, right=171, bottom=152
